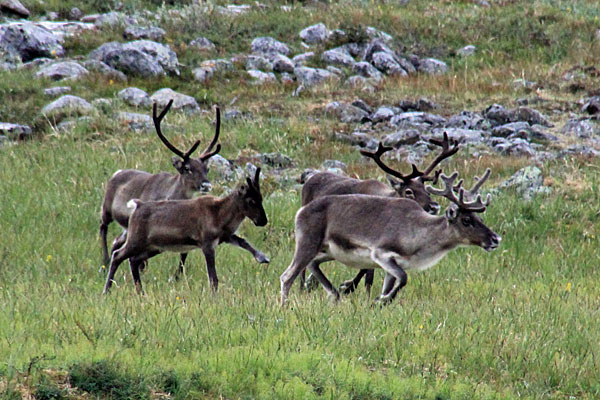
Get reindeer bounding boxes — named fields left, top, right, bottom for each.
left=99, top=100, right=268, bottom=279
left=301, top=133, right=459, bottom=294
left=280, top=170, right=500, bottom=305
left=103, top=168, right=268, bottom=294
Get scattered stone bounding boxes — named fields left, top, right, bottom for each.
left=499, top=165, right=550, bottom=199
left=559, top=145, right=600, bottom=158
left=116, top=111, right=153, bottom=132
left=245, top=54, right=272, bottom=71
left=292, top=52, right=314, bottom=66
left=118, top=87, right=151, bottom=108
left=446, top=111, right=489, bottom=130
left=271, top=54, right=294, bottom=73
left=0, top=122, right=32, bottom=140
left=582, top=96, right=600, bottom=115
left=382, top=129, right=421, bottom=147
left=371, top=51, right=406, bottom=76
left=36, top=61, right=88, bottom=80
left=418, top=58, right=448, bottom=75
left=300, top=23, right=330, bottom=44
left=251, top=36, right=290, bottom=56
left=528, top=125, right=559, bottom=142
left=150, top=88, right=200, bottom=114
left=561, top=119, right=597, bottom=138
left=208, top=154, right=243, bottom=181
left=224, top=109, right=253, bottom=121
left=494, top=138, right=537, bottom=157
left=69, top=7, right=83, bottom=20
left=351, top=99, right=373, bottom=114
left=41, top=95, right=93, bottom=122
left=0, top=0, right=30, bottom=17
left=433, top=128, right=484, bottom=144
left=457, top=45, right=476, bottom=57
left=294, top=66, right=334, bottom=86
left=326, top=101, right=370, bottom=123
left=321, top=159, right=346, bottom=170
left=83, top=59, right=127, bottom=82
left=491, top=121, right=530, bottom=138
left=200, top=58, right=234, bottom=73
left=189, top=37, right=216, bottom=51
left=94, top=12, right=135, bottom=28
left=321, top=49, right=355, bottom=67
left=365, top=27, right=393, bottom=43
left=391, top=111, right=446, bottom=127
left=345, top=75, right=374, bottom=91
left=123, top=25, right=166, bottom=41
left=280, top=72, right=294, bottom=85
left=247, top=69, right=276, bottom=84
left=371, top=106, right=395, bottom=123
left=0, top=22, right=64, bottom=62
left=334, top=131, right=377, bottom=149
left=44, top=86, right=71, bottom=97
left=192, top=67, right=213, bottom=83
left=484, top=104, right=551, bottom=127
left=352, top=61, right=383, bottom=81
left=258, top=152, right=293, bottom=168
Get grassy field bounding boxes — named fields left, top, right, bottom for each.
left=1, top=1, right=600, bottom=399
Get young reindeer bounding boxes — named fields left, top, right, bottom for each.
left=103, top=168, right=268, bottom=294
left=280, top=170, right=501, bottom=305
left=301, top=133, right=459, bottom=294
left=99, top=100, right=268, bottom=278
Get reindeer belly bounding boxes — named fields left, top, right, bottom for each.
left=324, top=237, right=377, bottom=269
left=397, top=251, right=447, bottom=271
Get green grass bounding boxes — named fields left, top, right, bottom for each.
left=2, top=0, right=600, bottom=398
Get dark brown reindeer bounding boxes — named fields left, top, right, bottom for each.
left=99, top=100, right=268, bottom=279
left=103, top=168, right=267, bottom=294
left=301, top=133, right=460, bottom=294
left=280, top=170, right=500, bottom=305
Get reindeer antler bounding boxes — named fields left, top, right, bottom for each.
left=426, top=171, right=491, bottom=213
left=360, top=142, right=425, bottom=183
left=421, top=132, right=460, bottom=179
left=199, top=105, right=221, bottom=161
left=468, top=168, right=491, bottom=197
left=153, top=100, right=202, bottom=160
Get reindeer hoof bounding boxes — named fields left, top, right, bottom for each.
left=255, top=252, right=270, bottom=264
left=339, top=280, right=357, bottom=295
left=304, top=275, right=319, bottom=292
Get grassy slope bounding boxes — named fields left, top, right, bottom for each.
left=1, top=1, right=600, bottom=399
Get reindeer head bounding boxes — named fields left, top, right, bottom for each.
left=153, top=100, right=221, bottom=193
left=427, top=169, right=501, bottom=252
left=360, top=133, right=461, bottom=216
left=238, top=167, right=268, bottom=227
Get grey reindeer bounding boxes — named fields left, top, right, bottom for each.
left=300, top=133, right=460, bottom=295
left=103, top=168, right=268, bottom=294
left=99, top=100, right=268, bottom=280
left=280, top=170, right=500, bottom=305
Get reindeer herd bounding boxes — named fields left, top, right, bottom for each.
left=99, top=100, right=501, bottom=305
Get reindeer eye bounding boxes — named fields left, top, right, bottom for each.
left=462, top=217, right=472, bottom=227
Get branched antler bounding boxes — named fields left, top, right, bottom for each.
left=426, top=171, right=491, bottom=212
left=421, top=132, right=460, bottom=179
left=153, top=100, right=201, bottom=160
left=360, top=142, right=424, bottom=183
left=199, top=105, right=221, bottom=161
left=468, top=168, right=491, bottom=196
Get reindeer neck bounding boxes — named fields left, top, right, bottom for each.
left=422, top=217, right=462, bottom=253
left=212, top=190, right=246, bottom=233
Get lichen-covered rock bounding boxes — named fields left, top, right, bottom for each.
left=83, top=59, right=127, bottom=82
left=446, top=111, right=489, bottom=130
left=118, top=87, right=151, bottom=108
left=123, top=26, right=166, bottom=41
left=457, top=45, right=476, bottom=57
left=247, top=69, right=276, bottom=84
left=491, top=121, right=530, bottom=138
left=433, top=128, right=485, bottom=145
left=0, top=122, right=32, bottom=140
left=382, top=129, right=421, bottom=147
left=391, top=111, right=446, bottom=127
left=352, top=61, right=383, bottom=81
left=251, top=36, right=289, bottom=56
left=150, top=88, right=199, bottom=114
left=189, top=37, right=216, bottom=51
left=272, top=54, right=294, bottom=73
left=36, top=61, right=88, bottom=80
left=365, top=26, right=393, bottom=43
left=208, top=154, right=244, bottom=181
left=299, top=23, right=330, bottom=44
left=294, top=66, right=334, bottom=86
left=321, top=49, right=355, bottom=67
left=0, top=0, right=30, bottom=17
left=0, top=22, right=64, bottom=62
left=245, top=54, right=272, bottom=71
left=258, top=152, right=293, bottom=168
left=582, top=96, right=600, bottom=114
left=499, top=165, right=550, bottom=199
left=418, top=58, right=448, bottom=75
left=325, top=101, right=370, bottom=123
left=371, top=106, right=395, bottom=123
left=41, top=95, right=93, bottom=122
left=363, top=40, right=395, bottom=63
left=371, top=51, right=406, bottom=76
left=116, top=111, right=153, bottom=132
left=561, top=119, right=597, bottom=138
left=44, top=86, right=71, bottom=97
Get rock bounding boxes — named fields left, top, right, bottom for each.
left=272, top=54, right=294, bottom=73
left=94, top=12, right=135, bottom=28
left=326, top=66, right=343, bottom=76
left=418, top=58, right=448, bottom=75
left=491, top=121, right=530, bottom=137
left=300, top=23, right=329, bottom=44
left=433, top=128, right=484, bottom=144
left=484, top=104, right=550, bottom=127
left=559, top=145, right=600, bottom=158
left=258, top=152, right=293, bottom=168
left=528, top=125, right=559, bottom=142
left=89, top=40, right=179, bottom=77
left=0, top=0, right=30, bottom=17
left=69, top=7, right=83, bottom=20
left=326, top=101, right=369, bottom=123
left=365, top=27, right=393, bottom=43
left=397, top=98, right=437, bottom=112
left=150, top=88, right=199, bottom=114
left=294, top=66, right=334, bottom=86
left=247, top=69, right=276, bottom=84
left=352, top=61, right=383, bottom=81
left=118, top=87, right=151, bottom=107
left=582, top=96, right=600, bottom=114
left=0, top=22, right=64, bottom=62
left=371, top=51, right=406, bottom=76
left=499, top=166, right=550, bottom=199
left=280, top=72, right=294, bottom=85
left=192, top=67, right=213, bottom=82
left=36, top=61, right=88, bottom=80
left=0, top=122, right=32, bottom=139
left=83, top=59, right=127, bottom=82
left=561, top=119, right=597, bottom=138
left=116, top=112, right=153, bottom=132
left=446, top=111, right=489, bottom=130
left=351, top=99, right=373, bottom=114
left=382, top=129, right=421, bottom=147
left=321, top=159, right=346, bottom=170
left=44, top=86, right=71, bottom=97
left=41, top=95, right=93, bottom=122
left=200, top=58, right=234, bottom=73
left=321, top=49, right=355, bottom=67
left=208, top=154, right=243, bottom=181
left=224, top=109, right=253, bottom=121
left=245, top=54, right=272, bottom=71
left=345, top=75, right=374, bottom=92
left=493, top=138, right=537, bottom=157
left=251, top=36, right=289, bottom=56
left=292, top=52, right=315, bottom=66
left=123, top=26, right=166, bottom=41
left=457, top=45, right=476, bottom=57
left=189, top=37, right=216, bottom=51
left=371, top=106, right=395, bottom=123
left=391, top=111, right=446, bottom=127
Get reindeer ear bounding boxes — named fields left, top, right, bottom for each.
left=387, top=176, right=402, bottom=189
left=172, top=157, right=184, bottom=172
left=445, top=206, right=459, bottom=222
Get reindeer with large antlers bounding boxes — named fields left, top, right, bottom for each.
left=280, top=168, right=500, bottom=305
left=300, top=133, right=460, bottom=294
left=99, top=100, right=268, bottom=279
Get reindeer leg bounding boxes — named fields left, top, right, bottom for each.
left=364, top=269, right=375, bottom=297
left=202, top=246, right=218, bottom=291
left=371, top=252, right=407, bottom=304
left=103, top=244, right=134, bottom=294
left=223, top=234, right=269, bottom=264
left=99, top=222, right=110, bottom=271
left=307, top=259, right=338, bottom=301
left=170, top=253, right=188, bottom=282
left=340, top=269, right=367, bottom=295
left=129, top=259, right=144, bottom=295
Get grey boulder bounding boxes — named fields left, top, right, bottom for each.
left=299, top=23, right=330, bottom=44
left=36, top=61, right=88, bottom=80
left=41, top=95, right=93, bottom=122
left=251, top=36, right=289, bottom=56
left=118, top=87, right=151, bottom=108
left=0, top=22, right=64, bottom=61
left=150, top=88, right=199, bottom=114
